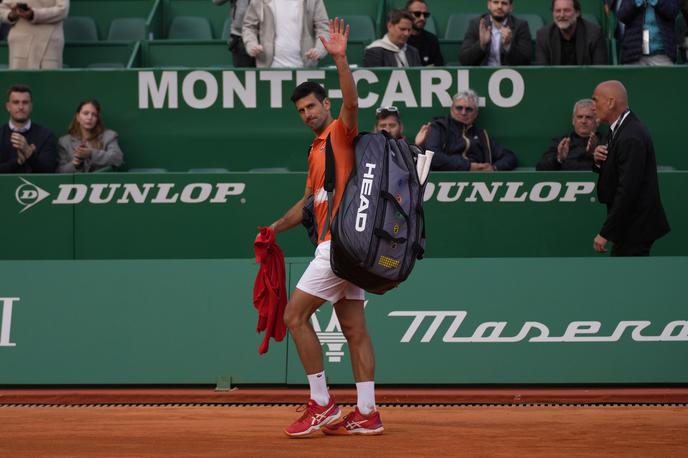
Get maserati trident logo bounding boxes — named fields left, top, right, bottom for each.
left=312, top=301, right=369, bottom=363
left=15, top=178, right=50, bottom=213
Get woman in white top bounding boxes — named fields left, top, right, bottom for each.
left=57, top=99, right=124, bottom=173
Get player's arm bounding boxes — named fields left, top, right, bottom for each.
left=320, top=18, right=358, bottom=130
left=269, top=184, right=311, bottom=234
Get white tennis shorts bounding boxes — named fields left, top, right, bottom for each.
left=296, top=240, right=365, bottom=304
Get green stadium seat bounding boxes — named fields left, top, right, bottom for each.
left=519, top=14, right=544, bottom=40
left=444, top=13, right=479, bottom=40
left=107, top=18, right=146, bottom=41
left=64, top=16, right=99, bottom=41
left=128, top=168, right=168, bottom=173
left=188, top=168, right=230, bottom=172
left=168, top=16, right=213, bottom=40
left=425, top=16, right=438, bottom=36
left=222, top=18, right=232, bottom=40
left=582, top=13, right=600, bottom=27
left=341, top=15, right=376, bottom=42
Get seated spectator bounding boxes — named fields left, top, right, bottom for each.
left=459, top=0, right=532, bottom=66
left=57, top=99, right=123, bottom=173
left=374, top=106, right=405, bottom=139
left=0, top=84, right=57, bottom=173
left=364, top=9, right=422, bottom=67
left=242, top=0, right=329, bottom=68
left=536, top=99, right=599, bottom=171
left=214, top=0, right=255, bottom=68
left=0, top=0, right=69, bottom=69
left=535, top=0, right=608, bottom=65
left=617, top=0, right=680, bottom=65
left=405, top=0, right=444, bottom=66
left=375, top=106, right=433, bottom=147
left=424, top=90, right=517, bottom=171
left=682, top=0, right=688, bottom=60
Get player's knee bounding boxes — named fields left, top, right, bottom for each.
left=283, top=305, right=306, bottom=330
left=340, top=323, right=369, bottom=345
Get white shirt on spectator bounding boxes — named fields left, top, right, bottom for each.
left=271, top=0, right=304, bottom=68
left=486, top=18, right=502, bottom=66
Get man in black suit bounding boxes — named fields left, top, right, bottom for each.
left=364, top=9, right=422, bottom=67
left=591, top=80, right=670, bottom=256
left=459, top=0, right=532, bottom=66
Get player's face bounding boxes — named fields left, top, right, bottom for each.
left=487, top=0, right=512, bottom=21
left=387, top=18, right=413, bottom=47
left=572, top=105, right=597, bottom=137
left=6, top=91, right=33, bottom=124
left=295, top=94, right=331, bottom=134
left=375, top=116, right=403, bottom=139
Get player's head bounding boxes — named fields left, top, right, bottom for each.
left=291, top=81, right=332, bottom=134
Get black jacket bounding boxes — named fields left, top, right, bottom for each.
left=459, top=14, right=532, bottom=66
left=618, top=0, right=680, bottom=63
left=536, top=132, right=597, bottom=171
left=594, top=111, right=670, bottom=244
left=407, top=29, right=445, bottom=66
left=535, top=18, right=608, bottom=65
left=425, top=116, right=517, bottom=171
left=363, top=44, right=423, bottom=67
left=0, top=122, right=58, bottom=173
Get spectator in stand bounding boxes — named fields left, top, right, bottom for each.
left=536, top=99, right=599, bottom=171
left=214, top=0, right=255, bottom=67
left=459, top=0, right=532, bottom=66
left=57, top=99, right=123, bottom=173
left=0, top=0, right=69, bottom=69
left=424, top=90, right=517, bottom=171
left=405, top=0, right=444, bottom=66
left=0, top=84, right=57, bottom=173
left=242, top=0, right=329, bottom=68
left=364, top=9, right=422, bottom=67
left=374, top=106, right=433, bottom=148
left=616, top=0, right=680, bottom=65
left=682, top=0, right=688, bottom=60
left=535, top=0, right=608, bottom=65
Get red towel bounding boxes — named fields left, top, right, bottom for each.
left=253, top=226, right=287, bottom=354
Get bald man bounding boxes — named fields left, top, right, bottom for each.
left=591, top=81, right=670, bottom=256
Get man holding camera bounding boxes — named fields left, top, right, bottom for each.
left=0, top=0, right=70, bottom=69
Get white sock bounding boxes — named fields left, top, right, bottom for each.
left=307, top=371, right=329, bottom=406
left=356, top=381, right=376, bottom=415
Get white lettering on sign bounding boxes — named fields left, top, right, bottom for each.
left=0, top=297, right=19, bottom=347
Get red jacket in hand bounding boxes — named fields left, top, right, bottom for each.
left=253, top=226, right=287, bottom=354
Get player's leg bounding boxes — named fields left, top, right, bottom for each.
left=283, top=288, right=326, bottom=375
left=323, top=298, right=384, bottom=436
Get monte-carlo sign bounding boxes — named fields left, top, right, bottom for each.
left=137, top=69, right=526, bottom=110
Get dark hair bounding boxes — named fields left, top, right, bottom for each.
left=7, top=84, right=32, bottom=101
left=551, top=0, right=581, bottom=12
left=68, top=99, right=105, bottom=147
left=404, top=0, right=426, bottom=9
left=387, top=9, right=414, bottom=25
left=290, top=81, right=327, bottom=104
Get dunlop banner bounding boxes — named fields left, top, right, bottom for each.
left=2, top=172, right=686, bottom=259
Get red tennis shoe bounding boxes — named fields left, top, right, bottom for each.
left=322, top=407, right=384, bottom=435
left=284, top=397, right=341, bottom=438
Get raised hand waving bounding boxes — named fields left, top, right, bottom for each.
left=319, top=17, right=349, bottom=59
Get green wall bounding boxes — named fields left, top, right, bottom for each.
left=1, top=257, right=686, bottom=384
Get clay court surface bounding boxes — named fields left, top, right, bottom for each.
left=2, top=402, right=688, bottom=457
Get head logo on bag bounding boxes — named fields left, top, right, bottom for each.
left=355, top=162, right=377, bottom=232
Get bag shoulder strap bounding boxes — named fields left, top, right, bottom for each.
left=320, top=133, right=335, bottom=241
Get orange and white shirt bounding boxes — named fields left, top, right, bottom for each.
left=306, top=118, right=357, bottom=243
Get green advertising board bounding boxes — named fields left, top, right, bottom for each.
left=1, top=257, right=686, bottom=385
left=0, top=67, right=686, bottom=171
left=1, top=172, right=686, bottom=260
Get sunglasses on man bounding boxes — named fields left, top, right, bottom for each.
left=411, top=11, right=431, bottom=18
left=452, top=105, right=475, bottom=113
left=375, top=106, right=399, bottom=114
